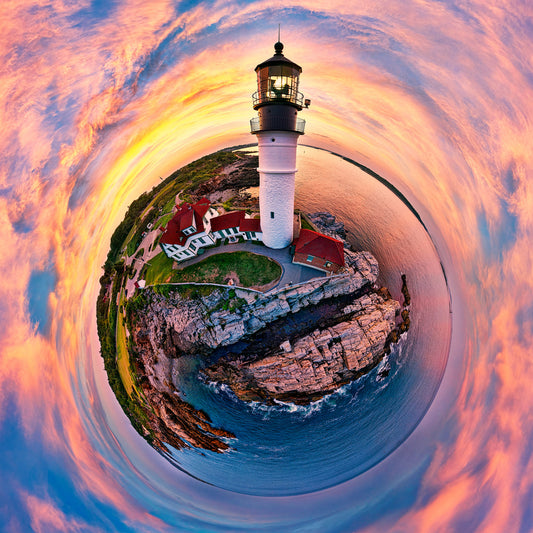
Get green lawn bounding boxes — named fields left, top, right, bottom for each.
left=143, top=251, right=282, bottom=288
left=143, top=252, right=175, bottom=285
left=116, top=298, right=135, bottom=396
left=156, top=211, right=174, bottom=229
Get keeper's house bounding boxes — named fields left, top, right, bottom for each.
left=292, top=228, right=345, bottom=273
left=159, top=198, right=218, bottom=262
left=210, top=211, right=263, bottom=244
left=210, top=210, right=246, bottom=242
left=159, top=199, right=263, bottom=262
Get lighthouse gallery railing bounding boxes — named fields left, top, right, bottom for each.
left=252, top=90, right=305, bottom=108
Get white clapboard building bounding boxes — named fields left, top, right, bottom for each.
left=159, top=199, right=262, bottom=262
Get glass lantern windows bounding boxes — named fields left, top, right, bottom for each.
left=256, top=65, right=300, bottom=106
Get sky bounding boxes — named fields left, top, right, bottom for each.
left=1, top=1, right=532, bottom=531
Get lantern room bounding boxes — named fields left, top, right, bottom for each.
left=253, top=42, right=304, bottom=110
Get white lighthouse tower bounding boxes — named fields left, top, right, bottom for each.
left=251, top=40, right=308, bottom=249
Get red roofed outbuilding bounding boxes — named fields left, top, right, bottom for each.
left=210, top=211, right=264, bottom=243
left=292, top=229, right=345, bottom=273
left=239, top=217, right=261, bottom=232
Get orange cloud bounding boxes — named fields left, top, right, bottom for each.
left=0, top=0, right=532, bottom=530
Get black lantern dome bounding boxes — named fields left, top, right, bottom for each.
left=251, top=42, right=306, bottom=134
left=253, top=41, right=304, bottom=110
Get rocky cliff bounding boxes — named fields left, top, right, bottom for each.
left=128, top=324, right=235, bottom=454
left=132, top=248, right=377, bottom=357
left=204, top=291, right=400, bottom=403
left=130, top=248, right=406, bottom=407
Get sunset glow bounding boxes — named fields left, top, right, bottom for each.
left=1, top=1, right=531, bottom=531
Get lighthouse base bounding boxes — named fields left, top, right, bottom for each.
left=259, top=172, right=295, bottom=249
left=256, top=130, right=300, bottom=249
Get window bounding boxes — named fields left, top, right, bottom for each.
left=306, top=255, right=314, bottom=262
left=270, top=211, right=275, bottom=219
left=245, top=232, right=251, bottom=239
left=190, top=243, right=196, bottom=251
left=198, top=237, right=206, bottom=244
left=257, top=64, right=300, bottom=105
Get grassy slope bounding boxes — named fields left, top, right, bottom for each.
left=144, top=252, right=175, bottom=285
left=116, top=294, right=134, bottom=396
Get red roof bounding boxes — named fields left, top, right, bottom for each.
left=239, top=217, right=262, bottom=232
left=293, top=229, right=345, bottom=266
left=210, top=211, right=245, bottom=232
left=160, top=198, right=211, bottom=245
left=178, top=209, right=194, bottom=231
left=192, top=197, right=210, bottom=217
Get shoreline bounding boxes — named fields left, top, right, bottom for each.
left=97, top=149, right=412, bottom=453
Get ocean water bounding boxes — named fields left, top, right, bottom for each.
left=3, top=3, right=529, bottom=529
left=169, top=146, right=451, bottom=496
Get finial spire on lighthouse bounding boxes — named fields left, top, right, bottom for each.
left=250, top=39, right=309, bottom=249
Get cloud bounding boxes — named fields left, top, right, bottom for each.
left=0, top=0, right=532, bottom=530
left=24, top=493, right=103, bottom=533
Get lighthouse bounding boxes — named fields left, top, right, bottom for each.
left=251, top=40, right=309, bottom=249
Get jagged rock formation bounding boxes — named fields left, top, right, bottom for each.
left=204, top=292, right=399, bottom=403
left=132, top=249, right=378, bottom=357
left=307, top=211, right=347, bottom=239
left=130, top=325, right=235, bottom=453
left=130, top=248, right=405, bottom=406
